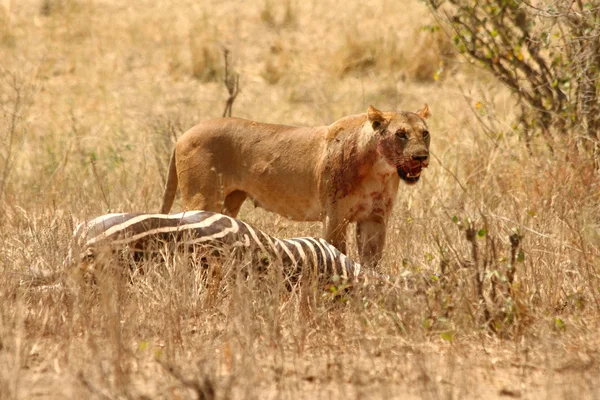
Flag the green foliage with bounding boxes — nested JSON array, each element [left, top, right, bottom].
[[324, 275, 353, 303], [516, 249, 525, 263], [426, 0, 600, 156], [440, 330, 455, 342], [427, 214, 531, 337], [554, 317, 566, 331]]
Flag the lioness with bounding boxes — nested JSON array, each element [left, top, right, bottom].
[[160, 105, 431, 267]]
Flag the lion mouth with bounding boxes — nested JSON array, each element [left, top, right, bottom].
[[397, 161, 425, 184]]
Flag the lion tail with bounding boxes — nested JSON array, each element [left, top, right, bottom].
[[159, 148, 178, 214]]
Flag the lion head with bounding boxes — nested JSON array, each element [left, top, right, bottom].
[[368, 104, 431, 184]]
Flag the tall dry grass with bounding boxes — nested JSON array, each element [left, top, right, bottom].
[[0, 0, 598, 398]]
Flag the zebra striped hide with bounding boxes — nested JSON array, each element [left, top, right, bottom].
[[66, 210, 366, 283]]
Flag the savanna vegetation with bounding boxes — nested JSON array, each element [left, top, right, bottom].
[[0, 0, 598, 398]]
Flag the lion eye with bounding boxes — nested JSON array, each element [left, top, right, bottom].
[[423, 130, 430, 139], [396, 130, 408, 140]]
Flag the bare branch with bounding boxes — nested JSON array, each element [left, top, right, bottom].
[[221, 47, 240, 118], [158, 359, 216, 400]]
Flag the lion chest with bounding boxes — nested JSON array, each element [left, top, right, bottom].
[[341, 158, 399, 222]]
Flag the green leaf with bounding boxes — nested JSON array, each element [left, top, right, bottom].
[[154, 348, 163, 359], [554, 317, 566, 331], [452, 215, 459, 224], [138, 341, 149, 351], [423, 318, 433, 330], [477, 228, 487, 238], [517, 250, 525, 262], [441, 331, 455, 342]]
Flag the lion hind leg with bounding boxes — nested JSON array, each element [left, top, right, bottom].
[[182, 185, 246, 217], [178, 164, 225, 213], [159, 149, 178, 214], [223, 190, 247, 217], [180, 180, 222, 213]]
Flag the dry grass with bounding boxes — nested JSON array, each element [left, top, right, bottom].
[[0, 0, 599, 398], [188, 19, 223, 83]]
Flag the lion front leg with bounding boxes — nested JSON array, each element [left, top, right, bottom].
[[323, 214, 349, 255], [356, 215, 387, 269]]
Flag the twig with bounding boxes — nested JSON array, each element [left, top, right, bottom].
[[465, 224, 491, 327], [428, 151, 468, 194], [157, 359, 216, 400], [89, 155, 110, 211], [221, 47, 240, 118], [49, 109, 77, 184], [78, 372, 114, 400], [507, 233, 521, 286]]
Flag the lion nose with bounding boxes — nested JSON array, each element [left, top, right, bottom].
[[412, 153, 429, 162]]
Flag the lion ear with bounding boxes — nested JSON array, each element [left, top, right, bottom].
[[416, 103, 431, 120], [367, 105, 387, 131]]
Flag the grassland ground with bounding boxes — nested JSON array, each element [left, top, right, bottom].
[[0, 0, 599, 398]]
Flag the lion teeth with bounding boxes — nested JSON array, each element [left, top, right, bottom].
[[407, 172, 421, 178]]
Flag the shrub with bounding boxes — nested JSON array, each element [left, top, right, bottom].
[[426, 0, 600, 157]]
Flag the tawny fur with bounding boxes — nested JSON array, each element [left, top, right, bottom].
[[160, 105, 431, 267]]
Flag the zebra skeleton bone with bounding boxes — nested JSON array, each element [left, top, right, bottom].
[[66, 210, 391, 286]]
